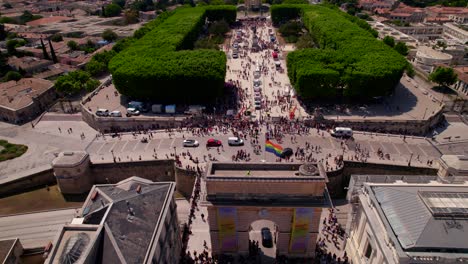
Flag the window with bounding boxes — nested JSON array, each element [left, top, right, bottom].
[[365, 243, 373, 259]]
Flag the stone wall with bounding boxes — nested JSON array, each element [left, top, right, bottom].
[[81, 105, 189, 133], [326, 161, 439, 197], [175, 167, 196, 198], [0, 168, 55, 197], [304, 106, 445, 136], [90, 159, 175, 184]]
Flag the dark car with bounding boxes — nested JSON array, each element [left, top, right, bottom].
[[206, 138, 222, 147], [261, 228, 273, 248], [280, 148, 293, 158]]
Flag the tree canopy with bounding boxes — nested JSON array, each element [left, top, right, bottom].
[[104, 3, 122, 17], [109, 6, 236, 104], [394, 42, 409, 56], [383, 36, 395, 47], [55, 71, 100, 95], [272, 4, 407, 100], [429, 67, 458, 88], [102, 29, 118, 42]]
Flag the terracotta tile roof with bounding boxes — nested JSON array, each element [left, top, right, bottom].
[[26, 16, 72, 26], [454, 67, 468, 84], [0, 78, 54, 110]]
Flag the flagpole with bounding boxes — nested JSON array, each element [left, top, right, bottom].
[[262, 138, 266, 163]]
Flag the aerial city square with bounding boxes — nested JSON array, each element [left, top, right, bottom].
[[0, 0, 467, 263]]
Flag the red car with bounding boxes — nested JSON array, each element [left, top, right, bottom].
[[206, 138, 222, 147]]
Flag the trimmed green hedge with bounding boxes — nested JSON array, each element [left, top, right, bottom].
[[109, 6, 236, 104], [273, 4, 407, 100]]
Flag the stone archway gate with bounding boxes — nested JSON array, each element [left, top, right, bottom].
[[203, 162, 330, 257]]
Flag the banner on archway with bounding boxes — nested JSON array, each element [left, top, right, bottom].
[[217, 207, 238, 251], [289, 208, 314, 253]]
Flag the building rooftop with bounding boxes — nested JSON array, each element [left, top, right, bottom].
[[416, 46, 452, 60], [207, 162, 326, 179], [52, 151, 89, 167], [440, 155, 468, 172], [0, 239, 17, 263], [367, 183, 468, 253], [8, 56, 52, 72], [46, 177, 175, 264], [26, 16, 73, 26], [0, 78, 54, 110]]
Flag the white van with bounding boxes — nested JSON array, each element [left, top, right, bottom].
[[331, 127, 353, 138], [96, 109, 109, 116], [110, 110, 122, 117], [228, 137, 244, 146]]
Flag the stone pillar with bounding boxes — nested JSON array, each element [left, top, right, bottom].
[[238, 232, 249, 254], [52, 151, 93, 194], [277, 233, 290, 255]]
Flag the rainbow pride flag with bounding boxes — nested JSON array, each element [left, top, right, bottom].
[[265, 140, 283, 157]]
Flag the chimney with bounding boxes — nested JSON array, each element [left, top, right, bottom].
[[136, 185, 141, 193]]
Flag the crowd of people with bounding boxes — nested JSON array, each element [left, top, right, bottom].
[[315, 208, 349, 264]]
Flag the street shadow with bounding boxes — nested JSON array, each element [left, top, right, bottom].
[[431, 85, 457, 95], [300, 81, 420, 118]]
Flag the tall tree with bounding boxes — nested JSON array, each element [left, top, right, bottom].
[[429, 67, 458, 88], [40, 38, 50, 60], [48, 39, 58, 63], [0, 24, 7, 41]]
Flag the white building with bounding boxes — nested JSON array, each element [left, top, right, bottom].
[[414, 46, 452, 72], [369, 21, 418, 46], [395, 23, 444, 42], [346, 181, 468, 264], [443, 23, 468, 45]]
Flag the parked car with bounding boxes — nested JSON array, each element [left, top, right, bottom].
[[253, 79, 261, 87], [280, 147, 293, 158], [126, 108, 140, 116], [96, 109, 109, 117], [109, 110, 122, 117], [206, 138, 222, 147], [254, 101, 261, 110], [330, 127, 353, 138], [232, 52, 239, 59], [261, 228, 273, 248], [183, 139, 199, 147], [228, 137, 244, 146]]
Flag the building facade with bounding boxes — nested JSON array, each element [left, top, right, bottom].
[[204, 162, 330, 257], [453, 67, 468, 96], [0, 78, 57, 124], [346, 182, 468, 264], [443, 23, 468, 45]]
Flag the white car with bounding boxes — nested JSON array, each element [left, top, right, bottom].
[[232, 52, 239, 59], [110, 110, 122, 117], [228, 137, 244, 146], [183, 139, 199, 147], [126, 108, 140, 116]]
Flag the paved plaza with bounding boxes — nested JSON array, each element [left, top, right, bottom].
[[0, 208, 77, 248], [85, 128, 441, 169]]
